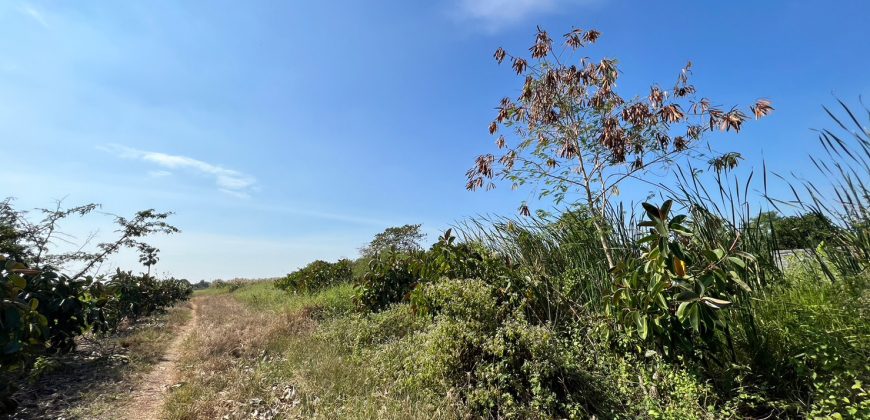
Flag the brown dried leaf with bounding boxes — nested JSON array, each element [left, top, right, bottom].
[[750, 99, 774, 120], [584, 30, 601, 43], [512, 57, 528, 75], [494, 47, 507, 64]]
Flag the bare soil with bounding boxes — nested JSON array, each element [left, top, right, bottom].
[[5, 303, 194, 420], [118, 301, 197, 420]]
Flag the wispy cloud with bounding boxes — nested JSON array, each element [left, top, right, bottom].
[[18, 3, 49, 28], [148, 170, 172, 178], [452, 0, 598, 31], [100, 144, 257, 197]]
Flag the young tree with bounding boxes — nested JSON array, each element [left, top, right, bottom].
[[466, 26, 773, 268], [0, 198, 178, 277], [359, 224, 426, 258]]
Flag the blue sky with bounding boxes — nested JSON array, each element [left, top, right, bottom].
[[1, 1, 868, 280]]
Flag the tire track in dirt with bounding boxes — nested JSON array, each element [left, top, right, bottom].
[[120, 300, 198, 420]]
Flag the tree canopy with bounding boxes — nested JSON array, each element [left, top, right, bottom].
[[750, 211, 839, 250], [359, 224, 426, 258]]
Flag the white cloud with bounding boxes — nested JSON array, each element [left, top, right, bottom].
[[453, 0, 598, 31], [148, 170, 172, 178], [100, 144, 257, 196], [18, 3, 49, 28]]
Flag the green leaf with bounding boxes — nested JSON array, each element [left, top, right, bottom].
[[634, 312, 648, 340], [641, 202, 661, 221], [660, 200, 673, 219], [675, 290, 699, 302], [670, 225, 693, 236], [726, 256, 746, 269], [669, 214, 688, 226], [11, 274, 26, 289], [668, 242, 689, 262], [700, 296, 732, 309], [731, 276, 752, 293], [688, 304, 700, 332], [676, 301, 691, 320]]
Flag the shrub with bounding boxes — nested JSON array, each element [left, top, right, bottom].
[[0, 257, 191, 414], [608, 200, 756, 363], [348, 278, 718, 418], [355, 230, 515, 312], [275, 259, 353, 294], [354, 251, 422, 312]]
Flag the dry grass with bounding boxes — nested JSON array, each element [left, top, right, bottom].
[[13, 302, 193, 419], [163, 284, 461, 420], [163, 293, 315, 419]]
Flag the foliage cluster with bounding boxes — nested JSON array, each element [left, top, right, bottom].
[[274, 259, 353, 294], [354, 231, 513, 312], [358, 223, 426, 258], [0, 200, 187, 414], [1, 257, 192, 413], [267, 85, 868, 417]]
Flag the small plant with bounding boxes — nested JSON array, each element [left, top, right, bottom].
[[608, 200, 756, 362]]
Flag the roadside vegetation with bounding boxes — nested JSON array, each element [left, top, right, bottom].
[[165, 26, 868, 419], [0, 201, 192, 415], [12, 303, 193, 419], [3, 24, 868, 420]]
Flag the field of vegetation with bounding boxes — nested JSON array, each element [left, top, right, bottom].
[[3, 24, 869, 420], [164, 31, 870, 419], [1, 202, 194, 416]]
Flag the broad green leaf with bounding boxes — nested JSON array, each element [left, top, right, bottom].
[[634, 312, 648, 339], [688, 304, 700, 332], [701, 296, 732, 309], [641, 202, 661, 221], [675, 290, 699, 301], [731, 276, 752, 293], [676, 301, 690, 320], [11, 274, 26, 289], [660, 200, 673, 219], [669, 214, 687, 226], [726, 256, 746, 269]]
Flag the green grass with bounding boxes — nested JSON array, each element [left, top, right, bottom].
[[165, 281, 454, 419], [233, 279, 356, 315]]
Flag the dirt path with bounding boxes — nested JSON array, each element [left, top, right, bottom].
[[120, 300, 198, 420]]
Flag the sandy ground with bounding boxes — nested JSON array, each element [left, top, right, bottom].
[[119, 301, 198, 420]]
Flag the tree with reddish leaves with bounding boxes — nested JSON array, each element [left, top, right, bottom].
[[466, 25, 773, 268]]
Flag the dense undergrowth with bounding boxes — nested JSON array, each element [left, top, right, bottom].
[[13, 303, 193, 419], [185, 252, 866, 419], [224, 100, 870, 419], [1, 260, 193, 414], [1, 199, 191, 414]]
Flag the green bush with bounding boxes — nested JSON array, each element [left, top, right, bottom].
[[275, 259, 353, 294], [0, 257, 191, 414], [354, 251, 422, 311], [355, 231, 514, 312], [334, 278, 719, 418], [608, 201, 756, 363]]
